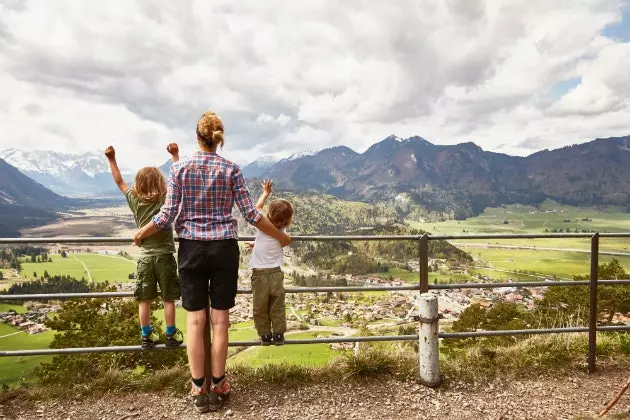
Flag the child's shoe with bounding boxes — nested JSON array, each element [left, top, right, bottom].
[[141, 330, 160, 349], [260, 334, 272, 346], [165, 328, 184, 348], [273, 333, 285, 346], [209, 377, 231, 412]]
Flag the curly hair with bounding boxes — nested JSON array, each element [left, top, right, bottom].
[[197, 111, 225, 149], [133, 167, 167, 203], [267, 199, 294, 229]]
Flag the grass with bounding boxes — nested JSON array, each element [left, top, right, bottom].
[[4, 332, 630, 404], [0, 323, 55, 386], [229, 331, 337, 367], [463, 247, 630, 280], [0, 303, 27, 314], [19, 253, 137, 283], [407, 200, 630, 253], [440, 332, 630, 382]]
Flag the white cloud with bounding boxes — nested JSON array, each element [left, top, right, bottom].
[[0, 0, 628, 168]]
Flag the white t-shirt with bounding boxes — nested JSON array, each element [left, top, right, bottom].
[[249, 229, 285, 269]]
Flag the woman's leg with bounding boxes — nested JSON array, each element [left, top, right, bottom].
[[210, 309, 230, 378], [187, 308, 207, 380]]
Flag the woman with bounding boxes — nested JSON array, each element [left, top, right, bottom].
[[134, 111, 291, 414]]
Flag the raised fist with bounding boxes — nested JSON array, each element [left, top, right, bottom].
[[104, 146, 116, 160], [166, 143, 179, 156]]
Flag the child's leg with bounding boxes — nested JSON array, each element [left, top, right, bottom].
[[156, 254, 180, 336], [269, 270, 286, 334], [139, 300, 152, 333], [252, 272, 272, 336], [164, 300, 176, 332], [135, 257, 159, 337]]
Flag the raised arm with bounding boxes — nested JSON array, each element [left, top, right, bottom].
[[104, 146, 129, 194], [256, 179, 273, 211], [232, 167, 291, 247], [134, 164, 181, 245], [167, 143, 180, 163]]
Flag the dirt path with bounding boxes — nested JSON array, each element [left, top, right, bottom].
[[3, 370, 630, 419], [72, 255, 92, 283]]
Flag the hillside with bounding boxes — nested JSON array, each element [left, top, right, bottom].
[[0, 158, 71, 237], [249, 135, 630, 216], [0, 149, 131, 197]]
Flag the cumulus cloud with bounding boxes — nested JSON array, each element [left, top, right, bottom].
[[0, 0, 629, 167]]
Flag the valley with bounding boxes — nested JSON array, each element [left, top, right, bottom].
[[3, 197, 629, 386], [2, 135, 630, 388]]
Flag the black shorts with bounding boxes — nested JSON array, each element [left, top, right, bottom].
[[178, 238, 240, 311]]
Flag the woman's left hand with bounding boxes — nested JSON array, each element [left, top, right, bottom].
[[133, 230, 144, 246]]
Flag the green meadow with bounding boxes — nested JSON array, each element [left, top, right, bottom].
[[20, 253, 137, 283], [408, 200, 630, 253], [229, 331, 338, 367], [0, 322, 54, 386]]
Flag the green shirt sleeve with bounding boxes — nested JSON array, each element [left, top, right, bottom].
[[125, 190, 139, 213]]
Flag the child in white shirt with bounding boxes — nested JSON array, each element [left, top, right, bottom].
[[247, 180, 294, 345]]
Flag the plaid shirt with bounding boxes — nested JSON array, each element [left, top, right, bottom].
[[153, 151, 262, 241]]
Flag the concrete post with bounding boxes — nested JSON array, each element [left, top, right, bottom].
[[418, 293, 442, 387]]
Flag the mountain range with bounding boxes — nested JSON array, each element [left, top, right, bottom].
[[244, 135, 630, 217], [0, 157, 72, 236], [0, 149, 133, 197], [2, 134, 630, 233]]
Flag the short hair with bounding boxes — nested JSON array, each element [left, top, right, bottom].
[[267, 199, 294, 229], [133, 167, 167, 203], [197, 111, 225, 149]]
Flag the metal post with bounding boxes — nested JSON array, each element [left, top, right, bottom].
[[419, 234, 429, 293], [588, 232, 599, 373], [418, 293, 441, 387]]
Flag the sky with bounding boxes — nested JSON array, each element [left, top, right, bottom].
[[0, 0, 629, 169]]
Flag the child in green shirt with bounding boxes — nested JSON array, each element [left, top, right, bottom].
[[105, 144, 183, 348]]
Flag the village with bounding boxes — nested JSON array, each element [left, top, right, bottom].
[[0, 303, 57, 335]]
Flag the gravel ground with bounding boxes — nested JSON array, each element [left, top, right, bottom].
[[1, 370, 629, 420]]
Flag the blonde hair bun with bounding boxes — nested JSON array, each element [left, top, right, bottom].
[[197, 111, 225, 148]]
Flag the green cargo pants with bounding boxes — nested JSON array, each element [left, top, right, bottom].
[[251, 267, 286, 336]]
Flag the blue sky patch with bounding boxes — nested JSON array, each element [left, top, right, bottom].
[[603, 6, 630, 42], [547, 78, 581, 101]]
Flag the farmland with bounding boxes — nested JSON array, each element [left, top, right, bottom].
[[408, 200, 630, 253], [19, 253, 137, 283]]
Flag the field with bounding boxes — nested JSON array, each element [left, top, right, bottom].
[[408, 200, 630, 253], [0, 323, 54, 386], [20, 253, 137, 283], [229, 331, 338, 367], [0, 303, 26, 314], [405, 201, 630, 281]]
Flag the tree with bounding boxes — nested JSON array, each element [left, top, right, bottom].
[[38, 296, 186, 385], [33, 271, 38, 278], [539, 259, 630, 325], [0, 271, 3, 280], [452, 304, 487, 332], [61, 250, 68, 258]]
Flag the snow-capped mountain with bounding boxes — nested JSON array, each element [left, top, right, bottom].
[[284, 150, 317, 162], [0, 149, 131, 197], [241, 155, 282, 178]]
